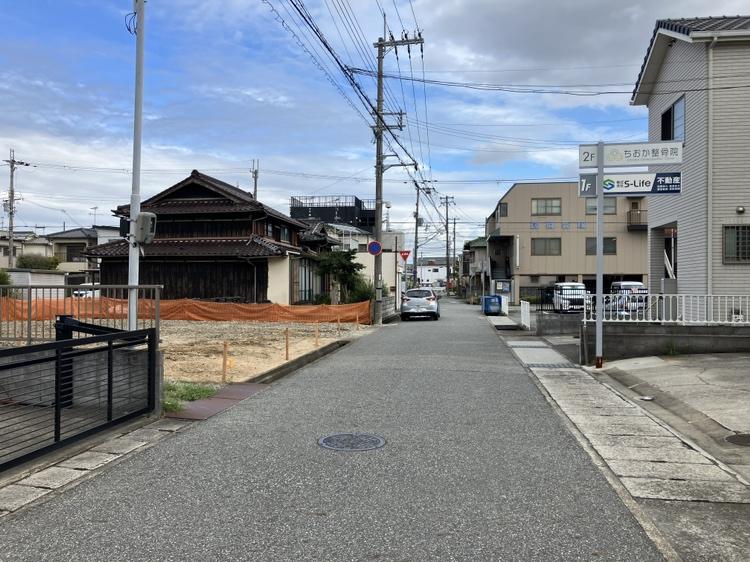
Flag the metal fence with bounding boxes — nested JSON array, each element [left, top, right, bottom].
[[583, 294, 750, 325], [521, 287, 587, 313], [0, 319, 157, 470], [0, 285, 160, 346]]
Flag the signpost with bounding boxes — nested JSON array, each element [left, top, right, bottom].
[[582, 140, 683, 368]]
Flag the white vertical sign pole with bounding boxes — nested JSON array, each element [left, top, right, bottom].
[[595, 141, 604, 368]]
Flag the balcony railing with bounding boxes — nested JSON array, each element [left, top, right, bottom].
[[627, 209, 647, 231]]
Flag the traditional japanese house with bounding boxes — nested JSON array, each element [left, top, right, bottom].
[[87, 170, 326, 303]]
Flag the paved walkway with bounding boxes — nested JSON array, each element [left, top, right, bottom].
[[0, 301, 661, 561]]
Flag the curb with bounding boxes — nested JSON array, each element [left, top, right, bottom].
[[246, 339, 350, 384]]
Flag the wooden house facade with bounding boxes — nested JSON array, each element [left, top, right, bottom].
[[87, 170, 328, 303]]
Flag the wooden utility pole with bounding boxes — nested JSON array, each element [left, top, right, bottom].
[[3, 149, 30, 268]]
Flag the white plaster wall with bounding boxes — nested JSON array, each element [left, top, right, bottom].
[[267, 256, 291, 304]]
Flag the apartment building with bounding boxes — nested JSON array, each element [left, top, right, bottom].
[[485, 182, 648, 303]]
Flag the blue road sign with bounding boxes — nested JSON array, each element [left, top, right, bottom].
[[367, 240, 382, 256]]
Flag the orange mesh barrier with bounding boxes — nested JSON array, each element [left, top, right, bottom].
[[0, 297, 371, 324]]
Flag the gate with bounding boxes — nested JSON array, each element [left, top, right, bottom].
[[0, 317, 157, 471]]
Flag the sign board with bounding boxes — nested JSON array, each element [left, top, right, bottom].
[[579, 174, 597, 198], [579, 172, 681, 196], [367, 240, 382, 256], [579, 141, 683, 168], [399, 250, 411, 261]]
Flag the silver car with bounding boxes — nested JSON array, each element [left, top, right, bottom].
[[401, 288, 440, 321]]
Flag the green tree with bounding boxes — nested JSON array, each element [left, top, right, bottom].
[[317, 249, 368, 303], [0, 269, 11, 285], [15, 255, 60, 270]]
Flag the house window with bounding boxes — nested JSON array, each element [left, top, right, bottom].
[[1, 247, 17, 257], [531, 238, 561, 256], [661, 96, 685, 141], [267, 223, 274, 238], [280, 226, 290, 243], [498, 203, 508, 217], [585, 198, 617, 215], [586, 237, 617, 255], [432, 268, 439, 272], [723, 226, 750, 263], [531, 198, 561, 216]]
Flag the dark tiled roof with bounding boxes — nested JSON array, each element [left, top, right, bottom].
[[46, 227, 97, 239], [85, 236, 287, 259], [633, 16, 750, 101], [658, 16, 750, 34], [115, 169, 308, 229]]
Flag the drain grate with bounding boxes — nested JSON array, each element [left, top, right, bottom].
[[725, 433, 750, 446], [318, 433, 386, 452]]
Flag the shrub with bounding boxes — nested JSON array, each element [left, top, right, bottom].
[[0, 269, 10, 285], [348, 276, 375, 303], [15, 255, 60, 270], [313, 293, 331, 305]]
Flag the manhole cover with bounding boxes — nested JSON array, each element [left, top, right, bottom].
[[725, 434, 750, 446], [318, 433, 386, 451]]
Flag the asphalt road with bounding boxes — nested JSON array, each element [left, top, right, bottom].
[[0, 300, 662, 561]]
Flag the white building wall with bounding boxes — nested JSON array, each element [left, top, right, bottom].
[[267, 256, 291, 304]]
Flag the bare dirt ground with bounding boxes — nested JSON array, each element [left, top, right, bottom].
[[160, 320, 372, 384]]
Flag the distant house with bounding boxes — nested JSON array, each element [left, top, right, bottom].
[[290, 195, 376, 232], [631, 16, 750, 295], [0, 230, 53, 267], [45, 225, 119, 284], [461, 237, 488, 297], [485, 182, 648, 303], [87, 170, 319, 304]]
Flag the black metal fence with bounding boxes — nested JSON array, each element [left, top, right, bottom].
[[520, 286, 588, 313], [0, 318, 157, 471]]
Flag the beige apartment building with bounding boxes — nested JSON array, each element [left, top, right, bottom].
[[485, 182, 649, 303]]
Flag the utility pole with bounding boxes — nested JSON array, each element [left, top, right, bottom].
[[453, 217, 457, 292], [439, 195, 455, 289], [128, 0, 146, 331], [3, 149, 30, 268], [412, 181, 421, 288], [372, 22, 423, 324], [251, 159, 259, 199]]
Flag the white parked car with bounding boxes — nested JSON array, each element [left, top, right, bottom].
[[608, 281, 648, 314], [552, 282, 587, 313], [72, 283, 100, 298]]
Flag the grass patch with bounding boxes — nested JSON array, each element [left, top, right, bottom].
[[163, 381, 219, 412]]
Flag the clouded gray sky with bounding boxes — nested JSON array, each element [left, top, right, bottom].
[[1, 0, 746, 255]]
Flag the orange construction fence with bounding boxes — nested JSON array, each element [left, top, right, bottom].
[[0, 297, 372, 324]]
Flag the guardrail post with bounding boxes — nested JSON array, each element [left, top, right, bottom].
[[26, 287, 33, 345], [147, 328, 157, 413], [107, 340, 114, 422]]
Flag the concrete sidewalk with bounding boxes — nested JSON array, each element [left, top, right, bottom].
[[598, 353, 750, 482], [506, 335, 750, 560]]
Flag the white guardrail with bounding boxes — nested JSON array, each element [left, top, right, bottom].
[[520, 300, 531, 330], [582, 294, 750, 325]]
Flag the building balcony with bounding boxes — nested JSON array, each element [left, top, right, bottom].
[[627, 209, 648, 231]]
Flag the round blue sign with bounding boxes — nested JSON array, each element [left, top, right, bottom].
[[367, 240, 382, 256]]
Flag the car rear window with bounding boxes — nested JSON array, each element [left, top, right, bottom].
[[406, 290, 432, 298]]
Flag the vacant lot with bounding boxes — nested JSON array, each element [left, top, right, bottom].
[[160, 320, 370, 384]]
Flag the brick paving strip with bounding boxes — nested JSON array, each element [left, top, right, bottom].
[[0, 418, 192, 516], [504, 339, 750, 504]]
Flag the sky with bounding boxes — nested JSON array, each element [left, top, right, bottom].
[[1, 0, 747, 259]]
